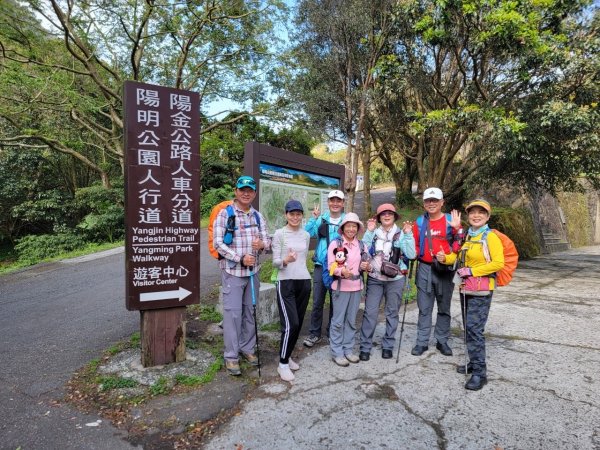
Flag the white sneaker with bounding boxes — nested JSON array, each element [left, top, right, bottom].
[[288, 358, 300, 371], [333, 356, 350, 367], [345, 353, 360, 364], [278, 364, 295, 382]]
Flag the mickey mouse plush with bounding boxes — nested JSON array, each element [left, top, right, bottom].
[[329, 246, 348, 276]]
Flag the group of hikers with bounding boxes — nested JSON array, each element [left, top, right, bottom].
[[212, 175, 506, 391]]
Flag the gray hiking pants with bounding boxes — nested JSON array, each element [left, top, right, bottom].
[[415, 262, 454, 347], [329, 290, 361, 358], [221, 271, 257, 361], [360, 277, 405, 353]]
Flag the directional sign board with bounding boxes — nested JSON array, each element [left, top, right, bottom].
[[124, 81, 200, 311]]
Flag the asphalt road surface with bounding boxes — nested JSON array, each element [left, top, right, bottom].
[[0, 187, 394, 449]]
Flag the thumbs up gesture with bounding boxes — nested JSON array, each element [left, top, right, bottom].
[[435, 246, 446, 263], [285, 248, 297, 264]]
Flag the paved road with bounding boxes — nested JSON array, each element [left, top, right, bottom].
[[0, 228, 224, 449], [205, 246, 600, 449], [0, 251, 138, 449], [0, 187, 395, 449]]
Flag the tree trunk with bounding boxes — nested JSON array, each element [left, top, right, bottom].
[[362, 148, 372, 218]]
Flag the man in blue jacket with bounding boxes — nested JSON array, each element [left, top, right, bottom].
[[302, 190, 346, 347]]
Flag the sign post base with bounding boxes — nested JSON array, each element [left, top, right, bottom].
[[140, 307, 186, 367]]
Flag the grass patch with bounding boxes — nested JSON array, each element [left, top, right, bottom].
[[259, 322, 280, 332], [175, 357, 223, 387], [0, 240, 124, 275], [96, 375, 139, 392], [129, 331, 141, 348], [149, 376, 171, 396], [198, 304, 223, 323]]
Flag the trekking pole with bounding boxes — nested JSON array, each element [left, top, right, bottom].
[[459, 249, 468, 380], [249, 263, 262, 380], [396, 260, 415, 364]]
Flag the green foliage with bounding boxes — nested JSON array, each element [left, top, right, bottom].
[[149, 376, 171, 396], [200, 186, 233, 218], [489, 207, 541, 260], [15, 233, 87, 264], [75, 183, 125, 243], [96, 376, 139, 392], [129, 332, 141, 349], [174, 356, 223, 386], [396, 191, 420, 208], [198, 305, 223, 323], [259, 322, 280, 332], [558, 192, 593, 247], [174, 374, 204, 387]]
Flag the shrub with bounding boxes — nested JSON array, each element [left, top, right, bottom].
[[15, 232, 87, 264], [75, 184, 125, 243], [489, 207, 540, 260], [200, 185, 232, 218]]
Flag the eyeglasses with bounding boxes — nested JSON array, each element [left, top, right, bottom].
[[380, 211, 395, 216], [424, 199, 441, 204]]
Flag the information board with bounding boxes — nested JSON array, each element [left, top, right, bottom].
[[124, 81, 200, 311], [244, 142, 345, 235]]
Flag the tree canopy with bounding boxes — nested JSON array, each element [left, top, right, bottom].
[[290, 0, 600, 206]]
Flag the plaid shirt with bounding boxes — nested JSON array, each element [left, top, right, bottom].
[[213, 201, 271, 277]]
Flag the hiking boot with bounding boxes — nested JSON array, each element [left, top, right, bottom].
[[333, 356, 350, 367], [382, 349, 393, 359], [436, 341, 453, 356], [288, 358, 300, 371], [457, 364, 473, 374], [411, 345, 428, 356], [303, 335, 321, 348], [345, 353, 359, 363], [241, 352, 259, 366], [225, 360, 241, 376], [277, 365, 295, 382], [359, 351, 370, 361], [465, 375, 487, 391]]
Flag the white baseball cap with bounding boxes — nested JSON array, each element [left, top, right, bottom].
[[328, 190, 345, 200], [423, 187, 443, 200]]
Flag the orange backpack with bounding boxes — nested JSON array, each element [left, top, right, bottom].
[[490, 229, 519, 286], [208, 200, 233, 259]]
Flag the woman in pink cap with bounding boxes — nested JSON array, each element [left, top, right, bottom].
[[359, 204, 415, 361]]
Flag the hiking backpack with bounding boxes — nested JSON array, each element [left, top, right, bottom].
[[208, 201, 262, 260], [487, 229, 519, 286], [368, 230, 409, 268], [415, 213, 455, 258], [468, 229, 519, 286]]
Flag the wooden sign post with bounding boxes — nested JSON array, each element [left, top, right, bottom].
[[123, 81, 200, 367]]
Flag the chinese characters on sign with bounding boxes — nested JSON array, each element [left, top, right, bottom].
[[124, 81, 200, 310]]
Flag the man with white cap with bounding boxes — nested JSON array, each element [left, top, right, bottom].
[[303, 189, 346, 347], [411, 187, 461, 357]]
